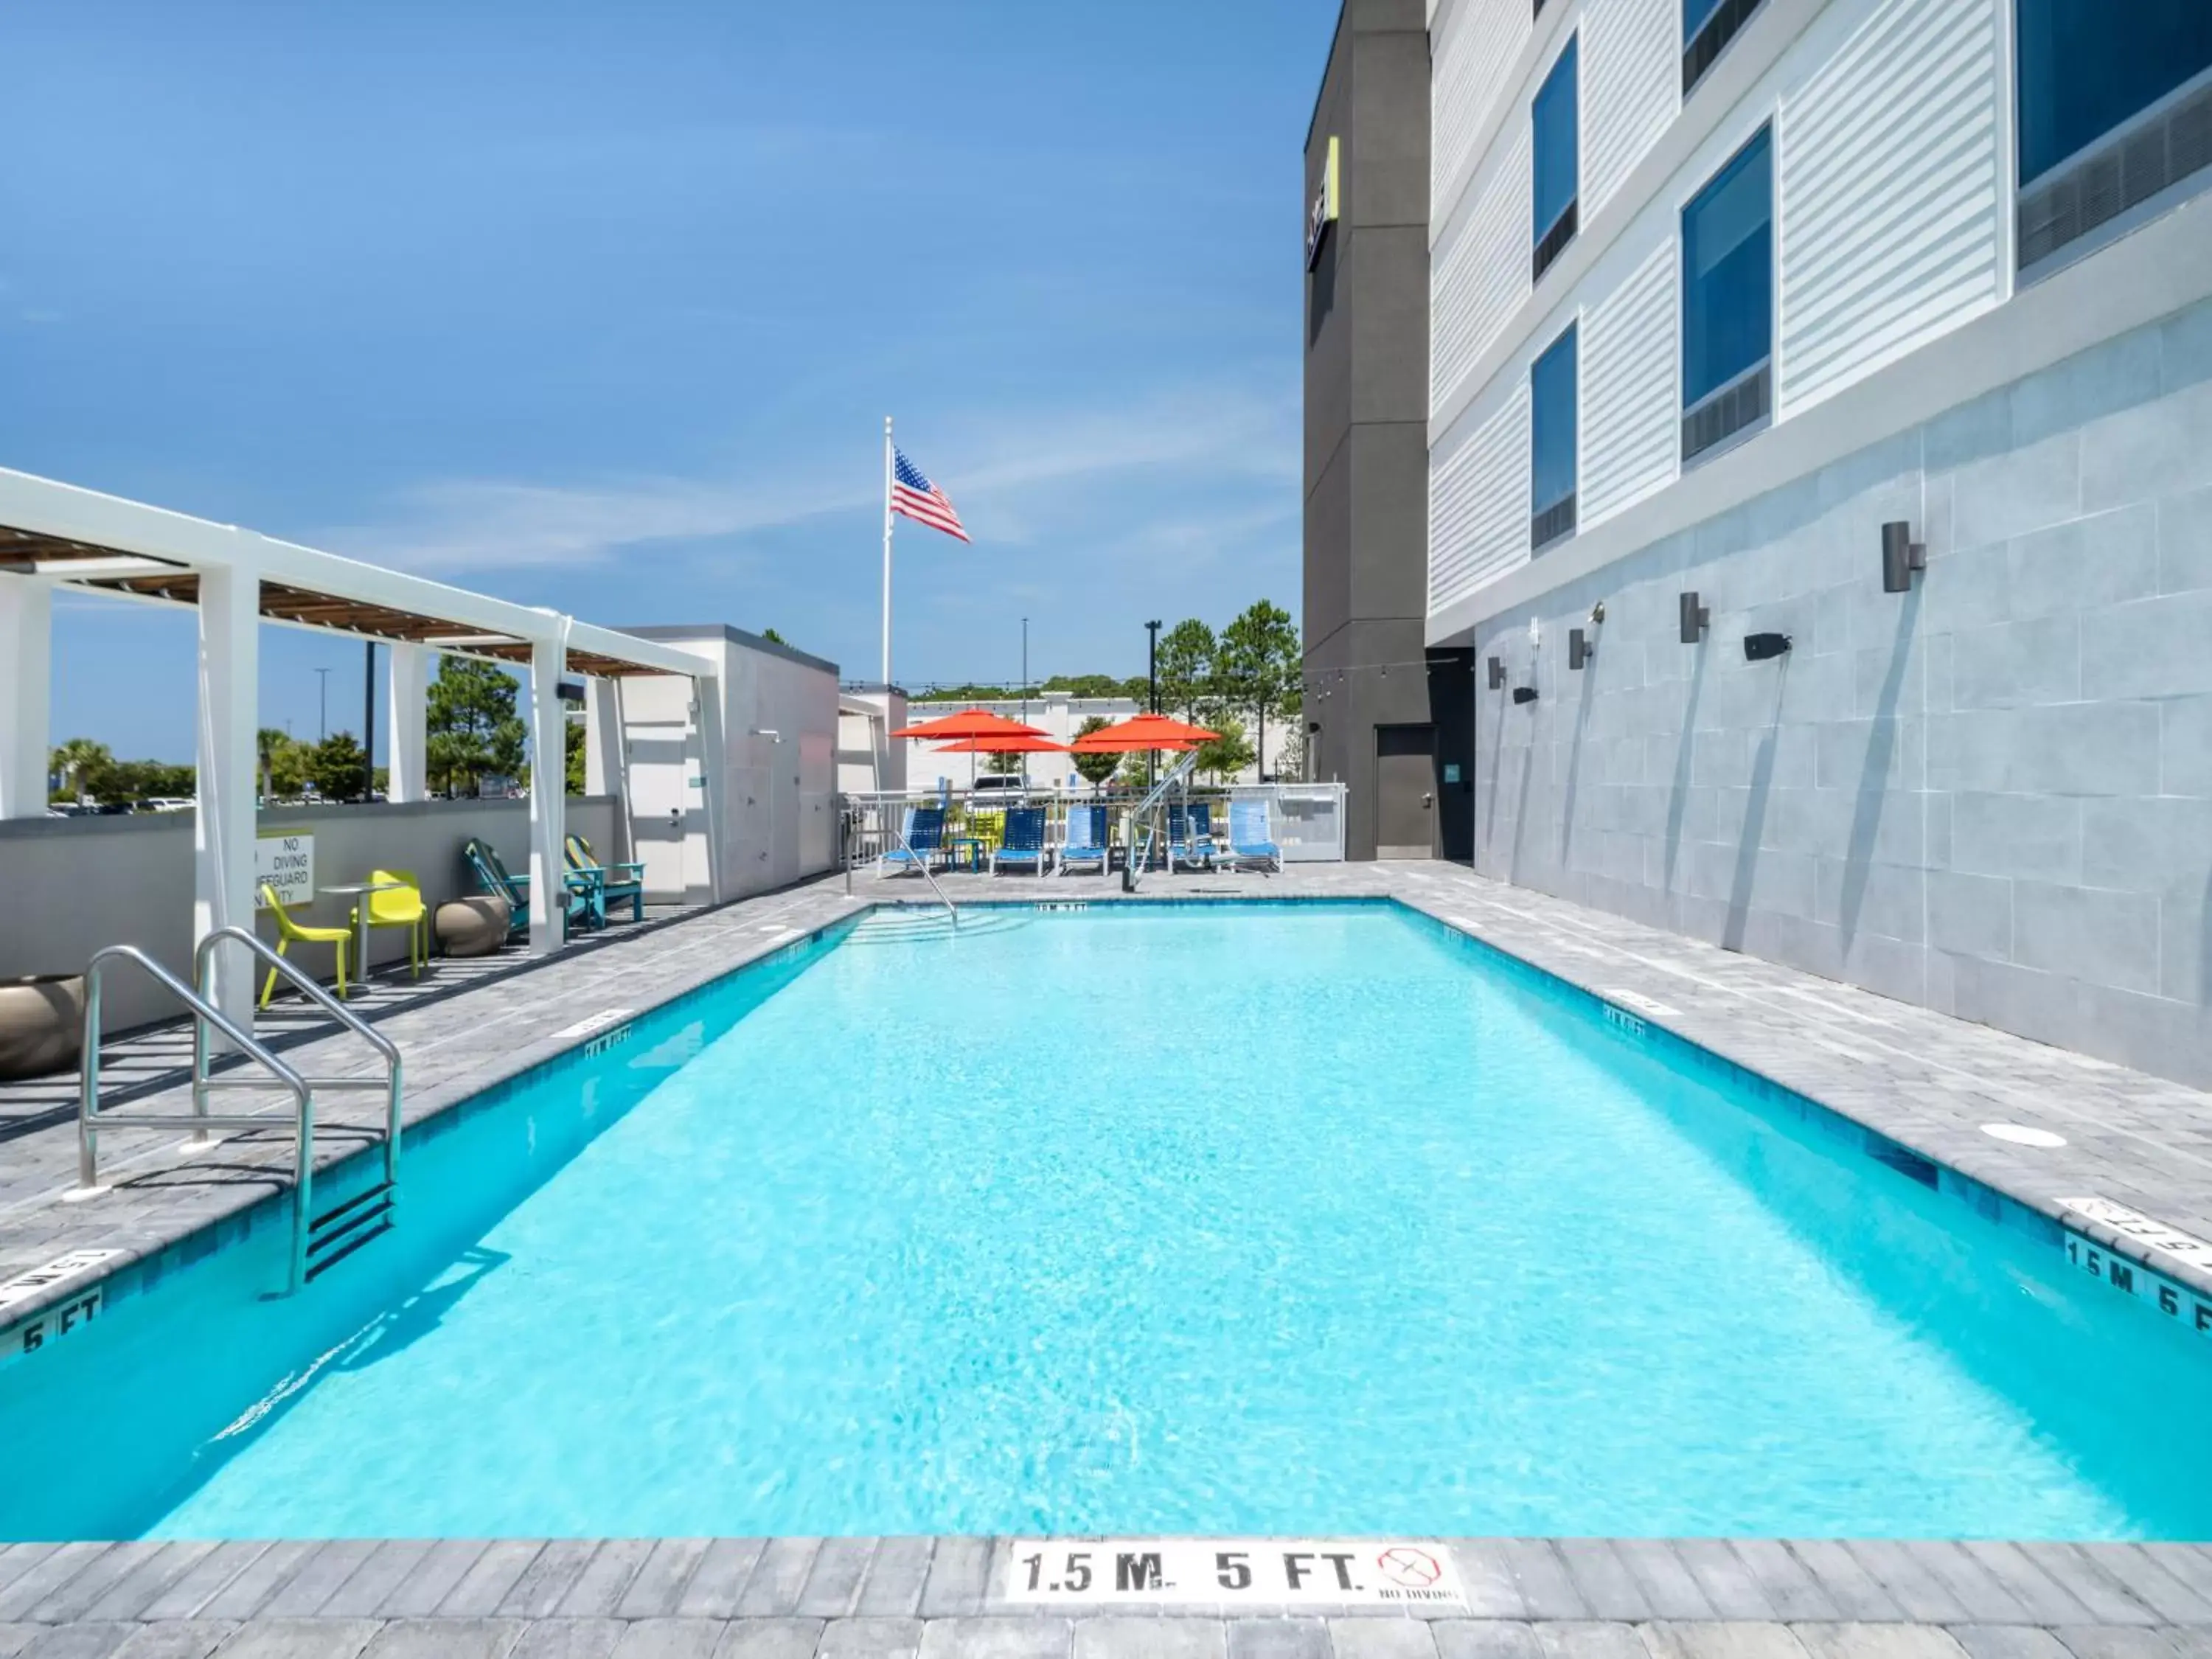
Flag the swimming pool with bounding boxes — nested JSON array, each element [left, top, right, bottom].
[[4, 899, 2207, 1540]]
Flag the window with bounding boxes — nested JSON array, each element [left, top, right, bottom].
[[1683, 0, 1766, 97], [1532, 36, 1580, 282], [1680, 126, 1773, 462], [2015, 0, 2212, 270], [1531, 324, 1579, 551]]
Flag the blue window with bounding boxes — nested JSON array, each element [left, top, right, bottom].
[[1532, 36, 1579, 279], [2017, 0, 2212, 184], [1530, 324, 1578, 550], [1683, 0, 1727, 42], [1681, 126, 1773, 416]]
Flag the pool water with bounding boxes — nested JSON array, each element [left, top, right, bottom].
[[5, 900, 2208, 1540]]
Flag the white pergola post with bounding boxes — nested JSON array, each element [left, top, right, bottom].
[[526, 626, 569, 954], [0, 578, 52, 821], [692, 672, 727, 905], [387, 641, 429, 803], [195, 562, 260, 1027], [584, 676, 633, 863]]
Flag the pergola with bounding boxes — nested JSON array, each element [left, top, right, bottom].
[[0, 464, 723, 1024]]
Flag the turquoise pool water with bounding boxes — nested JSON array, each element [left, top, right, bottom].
[[4, 900, 2208, 1540]]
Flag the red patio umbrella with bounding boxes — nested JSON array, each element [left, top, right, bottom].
[[930, 734, 1072, 754], [1068, 712, 1220, 752], [887, 707, 1048, 742]]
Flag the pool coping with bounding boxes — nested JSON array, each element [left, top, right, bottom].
[[7, 867, 2212, 1384]]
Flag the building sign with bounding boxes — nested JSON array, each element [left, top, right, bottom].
[[256, 831, 315, 906], [1002, 1539, 1467, 1610], [1306, 136, 1340, 269]]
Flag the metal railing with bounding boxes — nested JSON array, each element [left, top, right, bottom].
[[888, 813, 958, 930], [1122, 751, 1200, 893], [195, 927, 403, 1202], [75, 932, 406, 1294], [78, 945, 319, 1290]]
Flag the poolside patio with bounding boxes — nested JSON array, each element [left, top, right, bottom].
[[4, 862, 2212, 1657]]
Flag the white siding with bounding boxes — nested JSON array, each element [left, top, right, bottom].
[[1582, 0, 1680, 219], [1432, 124, 1534, 414], [1777, 0, 2002, 416], [1433, 0, 1531, 221], [1429, 383, 1532, 616], [1580, 237, 1679, 524]]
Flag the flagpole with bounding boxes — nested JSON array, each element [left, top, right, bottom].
[[880, 415, 895, 687]]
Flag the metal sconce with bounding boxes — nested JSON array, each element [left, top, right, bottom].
[[1487, 657, 1506, 689], [1743, 631, 1792, 661], [1512, 686, 1539, 704], [1679, 591, 1710, 644], [1568, 627, 1592, 670], [1881, 520, 1926, 593]]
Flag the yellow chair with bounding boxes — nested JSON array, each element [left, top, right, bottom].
[[259, 881, 350, 1008], [353, 869, 430, 979]]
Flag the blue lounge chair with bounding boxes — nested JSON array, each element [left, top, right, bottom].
[[566, 833, 645, 924], [991, 807, 1049, 875], [1218, 799, 1281, 874], [1169, 801, 1214, 872], [880, 805, 947, 876], [1057, 804, 1110, 876], [463, 837, 592, 937]]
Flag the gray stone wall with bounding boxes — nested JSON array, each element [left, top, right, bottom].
[[1472, 295, 2212, 1086]]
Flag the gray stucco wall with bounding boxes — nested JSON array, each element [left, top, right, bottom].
[[0, 796, 619, 1034], [1471, 294, 2212, 1087]]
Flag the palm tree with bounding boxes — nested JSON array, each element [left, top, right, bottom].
[[257, 727, 291, 801], [49, 738, 111, 804]]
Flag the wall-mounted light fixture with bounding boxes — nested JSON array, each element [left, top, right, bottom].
[[1743, 631, 1792, 661], [1568, 627, 1592, 670], [1881, 520, 1927, 593], [1679, 591, 1710, 644], [1512, 686, 1539, 705], [1487, 657, 1506, 689]]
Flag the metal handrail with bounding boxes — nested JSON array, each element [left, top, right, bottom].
[[194, 926, 403, 1199], [888, 816, 959, 930], [77, 945, 319, 1290], [1123, 751, 1200, 891]]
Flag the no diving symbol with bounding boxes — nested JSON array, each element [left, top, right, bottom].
[[1376, 1547, 1442, 1588]]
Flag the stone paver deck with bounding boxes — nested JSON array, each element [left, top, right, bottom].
[[0, 1536, 2210, 1657], [6, 861, 2212, 1655]]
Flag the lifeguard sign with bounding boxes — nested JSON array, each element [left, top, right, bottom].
[[255, 832, 315, 907], [1306, 136, 1340, 269]]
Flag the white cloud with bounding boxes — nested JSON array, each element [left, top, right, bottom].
[[316, 375, 1297, 577]]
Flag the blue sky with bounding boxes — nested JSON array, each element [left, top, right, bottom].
[[1, 1, 1337, 760]]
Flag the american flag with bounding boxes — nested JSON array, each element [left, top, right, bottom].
[[890, 447, 970, 543]]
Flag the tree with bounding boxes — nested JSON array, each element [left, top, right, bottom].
[[49, 739, 113, 804], [1071, 717, 1121, 790], [257, 728, 289, 801], [983, 750, 1028, 775], [267, 734, 314, 801], [761, 627, 788, 646], [1154, 619, 1217, 722], [1194, 717, 1255, 785], [566, 717, 587, 796], [427, 657, 528, 796], [1217, 599, 1300, 779], [311, 731, 369, 801]]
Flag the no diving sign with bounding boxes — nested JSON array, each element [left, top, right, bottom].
[[1001, 1540, 1466, 1609]]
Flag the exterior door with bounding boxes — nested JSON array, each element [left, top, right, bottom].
[[1374, 724, 1435, 859]]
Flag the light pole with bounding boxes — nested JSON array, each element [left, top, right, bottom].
[[314, 667, 331, 744], [1144, 619, 1161, 789]]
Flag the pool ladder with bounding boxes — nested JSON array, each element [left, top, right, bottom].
[[1121, 751, 1199, 892], [74, 926, 403, 1295]]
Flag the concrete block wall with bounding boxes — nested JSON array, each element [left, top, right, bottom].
[[1471, 295, 2212, 1086]]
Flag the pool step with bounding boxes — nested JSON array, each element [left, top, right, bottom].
[[305, 1180, 396, 1282]]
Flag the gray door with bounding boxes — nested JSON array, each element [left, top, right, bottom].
[[1374, 724, 1435, 858]]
